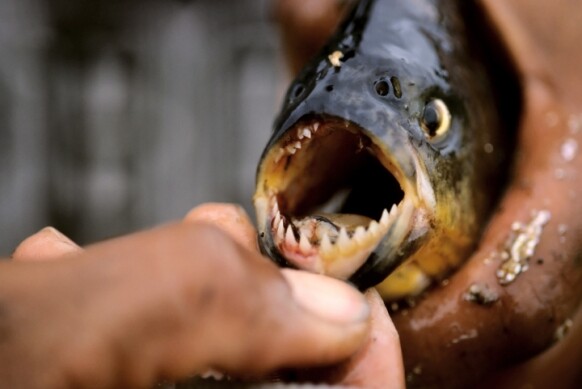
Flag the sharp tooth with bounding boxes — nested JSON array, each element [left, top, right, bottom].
[[354, 226, 366, 243], [285, 225, 296, 246], [368, 221, 380, 235], [302, 128, 312, 139], [338, 228, 351, 249], [297, 128, 304, 139], [313, 122, 320, 132], [320, 233, 333, 253], [380, 209, 389, 226], [277, 220, 285, 241], [294, 141, 302, 150], [299, 232, 311, 254], [390, 203, 398, 216], [274, 148, 285, 163], [273, 211, 281, 227], [286, 145, 297, 154]]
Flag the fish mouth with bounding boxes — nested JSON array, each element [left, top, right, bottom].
[[254, 116, 433, 282]]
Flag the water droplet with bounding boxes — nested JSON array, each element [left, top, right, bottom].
[[561, 138, 578, 161], [554, 319, 573, 341]]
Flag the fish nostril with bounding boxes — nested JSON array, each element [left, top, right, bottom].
[[325, 85, 334, 92], [375, 80, 390, 96], [391, 76, 402, 98]]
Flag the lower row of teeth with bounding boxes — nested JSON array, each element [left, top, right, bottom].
[[270, 202, 399, 257]]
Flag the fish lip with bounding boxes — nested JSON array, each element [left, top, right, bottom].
[[254, 115, 436, 284]]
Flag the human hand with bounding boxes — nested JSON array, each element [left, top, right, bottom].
[[180, 204, 405, 389], [2, 205, 379, 389]]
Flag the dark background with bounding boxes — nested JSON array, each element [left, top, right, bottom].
[[0, 0, 288, 254]]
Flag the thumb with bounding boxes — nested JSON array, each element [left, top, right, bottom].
[[153, 225, 372, 377], [58, 223, 370, 386], [206, 267, 372, 377]]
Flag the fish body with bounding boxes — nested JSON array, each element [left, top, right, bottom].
[[254, 0, 508, 300]]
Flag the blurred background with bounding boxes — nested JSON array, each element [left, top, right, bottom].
[[0, 0, 288, 254]]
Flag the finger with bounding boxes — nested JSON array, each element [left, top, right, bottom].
[[184, 203, 258, 253], [37, 223, 370, 387], [294, 289, 404, 389], [12, 227, 81, 262], [335, 289, 405, 389]]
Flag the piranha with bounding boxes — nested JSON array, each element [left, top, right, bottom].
[[254, 0, 511, 300]]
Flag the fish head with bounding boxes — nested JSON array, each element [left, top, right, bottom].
[[254, 0, 484, 291]]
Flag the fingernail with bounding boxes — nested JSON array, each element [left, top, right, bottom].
[[283, 269, 369, 324], [40, 227, 79, 247], [12, 227, 80, 261]]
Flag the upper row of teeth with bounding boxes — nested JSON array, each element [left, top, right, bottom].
[[273, 122, 320, 163], [271, 201, 399, 257]]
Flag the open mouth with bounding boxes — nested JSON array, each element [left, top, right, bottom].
[[255, 116, 422, 280]]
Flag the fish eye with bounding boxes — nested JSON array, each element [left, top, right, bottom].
[[420, 99, 451, 141]]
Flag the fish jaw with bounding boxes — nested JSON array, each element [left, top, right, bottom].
[[253, 116, 436, 287]]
